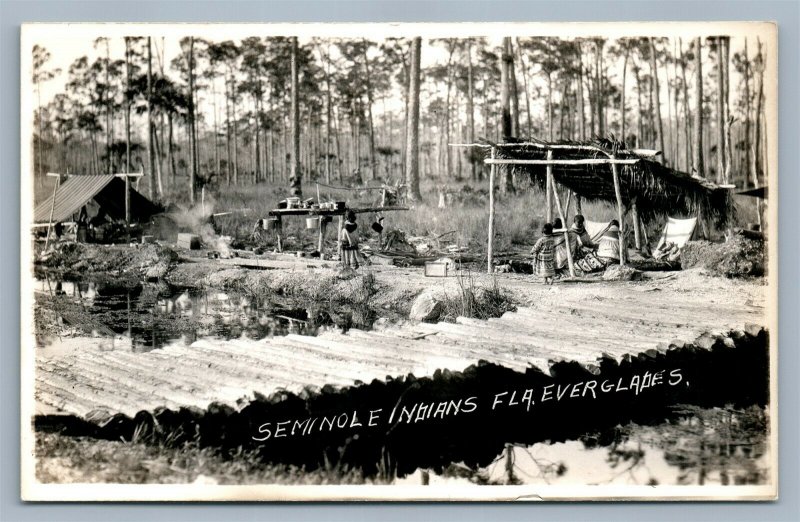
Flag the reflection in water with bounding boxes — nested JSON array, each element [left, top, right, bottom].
[[36, 278, 326, 350], [399, 406, 769, 487]]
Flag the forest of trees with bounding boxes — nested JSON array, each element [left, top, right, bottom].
[[31, 34, 770, 204]]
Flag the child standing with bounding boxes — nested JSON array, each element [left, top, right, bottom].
[[339, 210, 360, 269], [530, 223, 556, 284]]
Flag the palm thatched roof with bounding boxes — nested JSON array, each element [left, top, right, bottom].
[[490, 138, 734, 227]]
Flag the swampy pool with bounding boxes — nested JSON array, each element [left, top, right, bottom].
[[35, 278, 329, 349]]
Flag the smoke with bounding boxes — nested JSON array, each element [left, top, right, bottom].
[[168, 194, 232, 258], [169, 193, 216, 231], [199, 223, 232, 258]]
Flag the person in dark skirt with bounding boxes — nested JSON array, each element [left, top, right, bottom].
[[339, 210, 360, 269], [530, 222, 556, 284]]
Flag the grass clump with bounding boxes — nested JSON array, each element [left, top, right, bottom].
[[35, 431, 387, 485], [439, 272, 517, 322]]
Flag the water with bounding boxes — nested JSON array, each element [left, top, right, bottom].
[[397, 410, 770, 487], [36, 278, 326, 350]]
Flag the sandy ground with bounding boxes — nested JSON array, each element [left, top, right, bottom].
[[164, 250, 767, 316]]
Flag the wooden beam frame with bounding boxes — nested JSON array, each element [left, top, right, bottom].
[[450, 142, 617, 155], [611, 155, 626, 267], [487, 148, 496, 274], [549, 162, 576, 278], [631, 199, 642, 250], [545, 151, 553, 222], [484, 158, 640, 166], [43, 176, 60, 251]]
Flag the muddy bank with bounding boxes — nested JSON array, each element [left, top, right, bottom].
[[36, 243, 179, 286], [682, 233, 766, 278], [166, 259, 516, 325]]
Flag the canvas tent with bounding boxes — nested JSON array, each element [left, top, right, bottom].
[[33, 174, 160, 225]]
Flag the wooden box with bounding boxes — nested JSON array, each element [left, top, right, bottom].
[[424, 261, 450, 277], [177, 233, 200, 250]]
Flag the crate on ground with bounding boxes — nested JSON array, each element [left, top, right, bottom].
[[424, 257, 456, 277], [177, 233, 200, 250]]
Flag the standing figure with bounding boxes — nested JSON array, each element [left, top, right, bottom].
[[339, 210, 360, 269], [530, 223, 556, 284]]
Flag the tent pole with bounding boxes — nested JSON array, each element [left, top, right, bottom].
[[43, 175, 60, 252], [549, 170, 576, 278], [125, 174, 131, 244], [611, 156, 626, 266], [564, 190, 573, 219], [487, 147, 496, 274], [640, 216, 649, 247], [317, 216, 327, 254], [632, 199, 642, 250], [545, 151, 553, 222]]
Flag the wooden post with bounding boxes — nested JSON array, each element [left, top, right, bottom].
[[125, 173, 131, 243], [317, 216, 328, 254], [631, 199, 642, 250], [275, 215, 283, 252], [545, 151, 553, 222], [549, 171, 576, 277], [337, 215, 344, 260], [611, 157, 626, 266], [487, 148, 496, 274], [43, 175, 61, 251], [699, 213, 710, 240], [564, 189, 573, 219], [640, 216, 649, 247]]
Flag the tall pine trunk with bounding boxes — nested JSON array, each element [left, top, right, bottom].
[[509, 39, 520, 137], [254, 96, 261, 182], [500, 37, 514, 193], [105, 40, 112, 173], [289, 37, 301, 196], [679, 39, 692, 171], [649, 37, 665, 164], [212, 83, 220, 178], [124, 38, 132, 173], [547, 74, 554, 141], [405, 37, 422, 201], [692, 37, 705, 177], [147, 37, 156, 199], [187, 37, 197, 204], [516, 38, 532, 137], [753, 38, 765, 183], [232, 74, 239, 185], [500, 37, 512, 141], [361, 42, 377, 180], [722, 36, 732, 184], [743, 38, 752, 188], [715, 37, 725, 183], [466, 39, 477, 180], [168, 113, 176, 186], [621, 45, 629, 144], [577, 41, 586, 140]]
